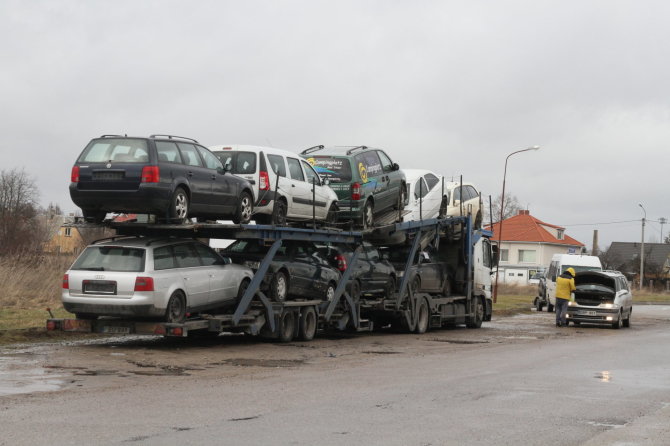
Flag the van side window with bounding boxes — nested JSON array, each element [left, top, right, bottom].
[[425, 173, 440, 190], [414, 178, 428, 199], [287, 158, 305, 181], [267, 154, 287, 177], [377, 150, 394, 172], [301, 160, 321, 185]]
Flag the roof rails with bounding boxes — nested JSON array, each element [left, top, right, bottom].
[[149, 134, 199, 143], [346, 145, 367, 155], [91, 235, 137, 245], [100, 134, 126, 138], [300, 145, 325, 155]]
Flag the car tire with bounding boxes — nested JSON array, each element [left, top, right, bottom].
[[278, 310, 295, 343], [272, 199, 288, 226], [270, 271, 288, 302], [233, 191, 253, 224], [298, 306, 317, 342], [414, 298, 429, 334], [82, 210, 106, 224], [325, 282, 337, 301], [612, 310, 623, 329], [349, 280, 361, 302], [326, 203, 338, 225], [438, 197, 448, 218], [169, 187, 189, 222], [623, 308, 631, 328], [362, 200, 374, 229], [165, 291, 187, 323], [474, 211, 482, 229], [235, 278, 251, 308], [466, 297, 484, 329]]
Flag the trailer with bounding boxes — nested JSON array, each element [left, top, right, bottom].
[[47, 215, 494, 341]]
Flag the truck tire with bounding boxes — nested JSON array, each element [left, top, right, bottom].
[[278, 310, 296, 342], [298, 306, 317, 341], [414, 298, 429, 334], [466, 297, 484, 329]]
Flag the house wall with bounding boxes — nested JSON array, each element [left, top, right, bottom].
[[496, 241, 582, 284], [44, 226, 85, 254]]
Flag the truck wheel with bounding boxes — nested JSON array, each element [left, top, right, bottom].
[[362, 200, 374, 229], [270, 271, 288, 302], [232, 191, 253, 224], [298, 306, 317, 341], [414, 298, 429, 334], [278, 310, 296, 342], [165, 291, 187, 323], [466, 297, 484, 329], [169, 187, 189, 222]]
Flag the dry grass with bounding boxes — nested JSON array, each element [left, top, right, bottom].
[[0, 253, 75, 308]]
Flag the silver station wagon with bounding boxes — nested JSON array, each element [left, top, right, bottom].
[[62, 237, 254, 322], [566, 270, 633, 329]]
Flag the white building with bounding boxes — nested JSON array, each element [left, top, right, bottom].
[[486, 210, 585, 285]]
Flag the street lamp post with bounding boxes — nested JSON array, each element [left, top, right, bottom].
[[660, 217, 667, 243], [639, 204, 646, 291], [493, 146, 540, 303]]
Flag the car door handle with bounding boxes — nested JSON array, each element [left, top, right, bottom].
[[211, 174, 216, 180], [187, 172, 193, 177]]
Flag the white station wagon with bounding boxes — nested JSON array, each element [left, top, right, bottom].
[[62, 237, 254, 322]]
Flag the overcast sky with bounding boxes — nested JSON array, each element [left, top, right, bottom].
[[1, 0, 668, 250]]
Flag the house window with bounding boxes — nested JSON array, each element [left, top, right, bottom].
[[64, 227, 72, 237], [557, 229, 564, 240], [518, 249, 536, 263], [500, 249, 509, 262]]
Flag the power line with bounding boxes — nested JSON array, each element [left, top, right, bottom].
[[557, 219, 639, 227]]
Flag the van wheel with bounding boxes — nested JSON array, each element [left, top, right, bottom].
[[298, 306, 317, 341], [169, 187, 189, 222], [272, 200, 287, 225], [233, 191, 253, 224], [362, 200, 374, 229], [166, 291, 187, 323], [414, 298, 429, 334]]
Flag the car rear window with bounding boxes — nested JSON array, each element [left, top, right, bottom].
[[306, 156, 352, 183], [78, 139, 149, 163], [226, 240, 288, 256], [71, 246, 145, 272], [214, 151, 257, 174]]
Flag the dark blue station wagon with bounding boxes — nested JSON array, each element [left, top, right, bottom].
[[70, 135, 255, 223]]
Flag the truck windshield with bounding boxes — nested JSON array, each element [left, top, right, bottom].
[[305, 156, 352, 182], [71, 246, 145, 272]]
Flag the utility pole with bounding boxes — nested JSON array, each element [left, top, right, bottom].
[[639, 204, 646, 291]]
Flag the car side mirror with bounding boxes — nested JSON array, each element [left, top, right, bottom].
[[322, 177, 330, 186], [392, 163, 400, 171], [223, 163, 232, 173]]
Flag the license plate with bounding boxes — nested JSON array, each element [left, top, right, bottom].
[[103, 326, 130, 334], [578, 310, 597, 316], [93, 171, 124, 181], [83, 280, 117, 295]]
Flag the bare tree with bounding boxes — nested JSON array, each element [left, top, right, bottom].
[[0, 168, 42, 254], [485, 193, 522, 224], [598, 245, 627, 271]]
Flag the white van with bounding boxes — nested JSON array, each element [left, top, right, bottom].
[[544, 254, 602, 311], [209, 145, 339, 225]]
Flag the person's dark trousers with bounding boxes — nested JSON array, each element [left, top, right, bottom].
[[555, 298, 569, 326]]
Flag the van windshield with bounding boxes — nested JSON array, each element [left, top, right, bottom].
[[561, 265, 601, 274], [214, 151, 257, 174], [305, 156, 352, 182]]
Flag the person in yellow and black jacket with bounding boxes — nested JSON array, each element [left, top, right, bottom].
[[555, 267, 576, 327]]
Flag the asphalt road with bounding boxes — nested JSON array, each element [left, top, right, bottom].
[[1, 306, 669, 446]]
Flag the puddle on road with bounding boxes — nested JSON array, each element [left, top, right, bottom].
[[0, 352, 66, 396]]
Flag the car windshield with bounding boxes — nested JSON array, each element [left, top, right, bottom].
[[71, 246, 145, 272], [305, 156, 352, 182], [78, 138, 149, 163], [214, 151, 257, 174]]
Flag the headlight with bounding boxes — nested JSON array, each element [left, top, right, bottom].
[[601, 303, 618, 309], [568, 301, 575, 306], [244, 261, 261, 270]]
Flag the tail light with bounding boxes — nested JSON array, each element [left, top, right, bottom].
[[62, 273, 69, 289], [351, 182, 361, 201], [70, 166, 80, 183], [141, 166, 160, 183], [134, 276, 154, 292], [259, 170, 270, 191], [334, 254, 347, 272]]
